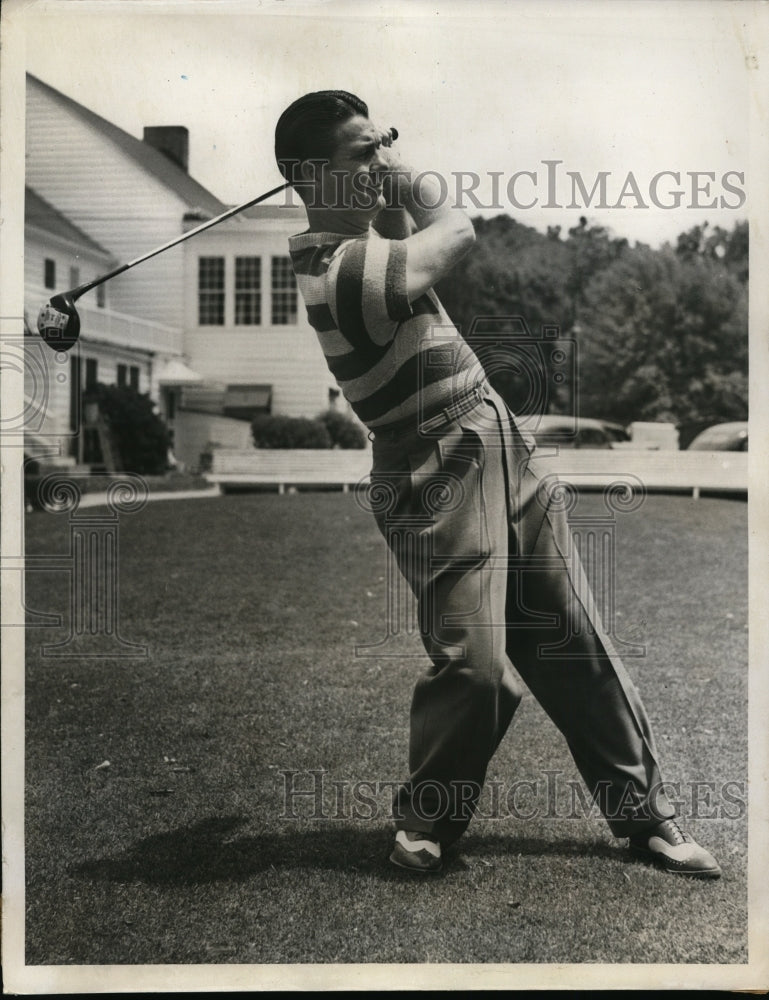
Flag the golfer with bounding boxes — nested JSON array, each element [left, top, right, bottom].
[[275, 91, 721, 878]]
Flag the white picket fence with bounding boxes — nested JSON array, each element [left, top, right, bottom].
[[206, 446, 747, 498]]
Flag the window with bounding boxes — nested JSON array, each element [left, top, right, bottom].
[[271, 257, 297, 325], [69, 266, 80, 290], [85, 358, 98, 389], [129, 366, 140, 391], [223, 384, 272, 420], [117, 364, 127, 387], [96, 284, 106, 308], [235, 256, 261, 325], [44, 259, 56, 289], [198, 257, 225, 325], [576, 427, 611, 449]]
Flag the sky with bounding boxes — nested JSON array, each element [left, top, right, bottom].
[[13, 0, 760, 248]]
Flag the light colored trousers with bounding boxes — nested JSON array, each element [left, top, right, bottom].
[[370, 385, 675, 846]]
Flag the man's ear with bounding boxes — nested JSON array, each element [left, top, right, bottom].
[[299, 160, 315, 185], [298, 159, 329, 208]]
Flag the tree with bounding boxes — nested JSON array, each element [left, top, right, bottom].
[[563, 216, 629, 306], [674, 220, 748, 284], [575, 243, 747, 426], [316, 409, 367, 449], [435, 215, 572, 336], [251, 414, 332, 449], [91, 383, 171, 475], [435, 216, 575, 413], [433, 213, 747, 428]]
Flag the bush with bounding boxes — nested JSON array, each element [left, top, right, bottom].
[[251, 414, 332, 449], [316, 409, 367, 449], [91, 383, 171, 475]]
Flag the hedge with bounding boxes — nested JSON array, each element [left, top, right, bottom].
[[251, 410, 366, 449]]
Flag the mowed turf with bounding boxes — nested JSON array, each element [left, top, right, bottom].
[[23, 490, 748, 966]]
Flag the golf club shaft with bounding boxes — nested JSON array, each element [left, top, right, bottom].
[[68, 182, 290, 302]]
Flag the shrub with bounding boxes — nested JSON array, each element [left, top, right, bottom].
[[316, 409, 367, 449], [91, 383, 171, 475], [251, 414, 332, 449]]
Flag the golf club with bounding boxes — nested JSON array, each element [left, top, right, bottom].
[[36, 125, 399, 352], [36, 181, 291, 352]]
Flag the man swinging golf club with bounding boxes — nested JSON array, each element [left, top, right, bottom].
[[276, 90, 721, 878]]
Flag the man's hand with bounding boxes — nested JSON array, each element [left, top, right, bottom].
[[370, 126, 475, 299], [371, 126, 417, 239], [372, 128, 408, 201]]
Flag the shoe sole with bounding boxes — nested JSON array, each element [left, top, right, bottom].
[[629, 845, 722, 879], [389, 850, 443, 875]]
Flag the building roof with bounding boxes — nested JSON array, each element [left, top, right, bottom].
[[28, 73, 227, 216], [155, 357, 203, 386], [25, 186, 114, 258]]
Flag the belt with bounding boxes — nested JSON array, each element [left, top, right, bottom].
[[369, 380, 491, 445]]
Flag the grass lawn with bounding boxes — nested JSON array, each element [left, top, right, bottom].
[[22, 490, 748, 968]]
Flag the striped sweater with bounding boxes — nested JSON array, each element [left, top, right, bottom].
[[288, 228, 484, 429]]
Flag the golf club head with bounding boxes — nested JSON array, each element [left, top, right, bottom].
[[37, 293, 81, 351]]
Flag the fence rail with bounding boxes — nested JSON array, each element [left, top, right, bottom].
[[533, 448, 747, 498], [206, 447, 747, 498], [26, 284, 181, 354], [208, 448, 372, 494]]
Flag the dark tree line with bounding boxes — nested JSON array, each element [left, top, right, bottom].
[[435, 217, 748, 437]]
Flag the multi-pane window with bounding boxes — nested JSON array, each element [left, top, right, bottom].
[[198, 257, 225, 325], [235, 256, 261, 325], [44, 259, 56, 289], [271, 257, 297, 325], [117, 364, 127, 387]]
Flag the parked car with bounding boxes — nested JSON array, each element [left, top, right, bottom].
[[686, 421, 748, 452], [525, 415, 630, 449], [622, 421, 679, 450]]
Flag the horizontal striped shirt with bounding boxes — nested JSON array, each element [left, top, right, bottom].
[[288, 228, 484, 429]]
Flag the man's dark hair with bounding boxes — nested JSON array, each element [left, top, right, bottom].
[[275, 90, 368, 191]]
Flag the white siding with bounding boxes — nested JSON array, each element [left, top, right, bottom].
[[22, 342, 151, 448], [25, 230, 116, 337], [25, 229, 157, 446], [26, 78, 188, 338], [184, 330, 331, 417], [24, 232, 112, 305], [174, 412, 253, 471], [182, 215, 339, 420], [77, 343, 153, 396]]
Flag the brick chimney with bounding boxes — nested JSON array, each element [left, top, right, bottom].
[[143, 126, 189, 172]]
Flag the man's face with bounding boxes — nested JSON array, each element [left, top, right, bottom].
[[311, 114, 390, 217]]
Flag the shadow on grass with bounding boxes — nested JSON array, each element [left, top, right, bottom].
[[72, 816, 623, 886]]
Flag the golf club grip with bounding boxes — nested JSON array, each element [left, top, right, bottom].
[[69, 182, 291, 302]]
